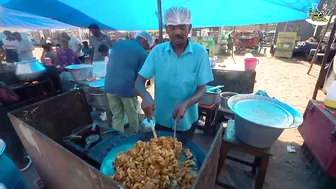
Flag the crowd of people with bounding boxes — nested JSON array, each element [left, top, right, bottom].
[[1, 31, 35, 63], [39, 24, 113, 71]]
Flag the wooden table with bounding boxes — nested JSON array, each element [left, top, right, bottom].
[[217, 120, 273, 189]]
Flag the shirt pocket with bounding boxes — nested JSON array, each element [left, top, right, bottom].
[[178, 72, 197, 100]]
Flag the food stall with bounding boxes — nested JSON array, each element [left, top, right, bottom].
[[232, 30, 260, 55], [8, 90, 224, 189]]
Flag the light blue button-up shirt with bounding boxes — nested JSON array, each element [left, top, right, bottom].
[[139, 41, 214, 131]]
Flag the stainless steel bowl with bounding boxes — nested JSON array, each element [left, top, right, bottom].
[[220, 92, 238, 109], [15, 58, 46, 81], [65, 64, 93, 81]]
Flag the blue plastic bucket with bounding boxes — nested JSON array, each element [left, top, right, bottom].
[[0, 139, 27, 189]]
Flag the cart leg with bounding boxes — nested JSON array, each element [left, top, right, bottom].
[[216, 143, 231, 179]]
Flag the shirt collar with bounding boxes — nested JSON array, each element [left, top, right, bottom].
[[165, 40, 193, 54]]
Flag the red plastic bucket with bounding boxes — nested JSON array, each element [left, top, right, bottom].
[[244, 57, 259, 71]]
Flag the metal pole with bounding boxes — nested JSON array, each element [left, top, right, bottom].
[[307, 4, 336, 74], [312, 18, 336, 99], [284, 22, 288, 32], [313, 25, 318, 37], [157, 0, 163, 43]]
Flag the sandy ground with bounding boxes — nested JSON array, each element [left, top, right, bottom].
[[223, 54, 325, 189], [33, 48, 325, 188]]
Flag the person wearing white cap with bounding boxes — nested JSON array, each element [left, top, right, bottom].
[[104, 31, 153, 133], [135, 7, 213, 139]]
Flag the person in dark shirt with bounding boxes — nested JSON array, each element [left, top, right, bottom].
[[41, 44, 57, 65], [82, 41, 92, 56], [104, 31, 153, 133], [98, 44, 109, 58]]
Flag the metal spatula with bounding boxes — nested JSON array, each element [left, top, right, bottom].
[[151, 120, 157, 138], [173, 119, 177, 153]]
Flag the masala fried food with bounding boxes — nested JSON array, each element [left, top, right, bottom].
[[112, 137, 197, 189]]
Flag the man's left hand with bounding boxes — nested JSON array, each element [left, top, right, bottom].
[[172, 101, 189, 125]]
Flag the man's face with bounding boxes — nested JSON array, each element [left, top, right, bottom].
[[166, 24, 191, 46], [90, 28, 100, 37], [139, 38, 150, 50]]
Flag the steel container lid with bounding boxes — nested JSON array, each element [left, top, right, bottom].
[[228, 94, 303, 129]]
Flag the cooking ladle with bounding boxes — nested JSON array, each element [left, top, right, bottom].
[[207, 85, 224, 92]]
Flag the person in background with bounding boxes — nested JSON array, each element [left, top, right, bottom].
[[2, 31, 18, 63], [56, 38, 80, 71], [41, 44, 57, 65], [82, 41, 92, 56], [40, 37, 46, 45], [13, 32, 35, 61], [135, 7, 213, 139], [151, 38, 159, 49], [105, 31, 153, 133], [61, 32, 84, 63], [98, 44, 110, 58], [55, 44, 61, 50], [40, 43, 53, 61], [88, 23, 113, 62]]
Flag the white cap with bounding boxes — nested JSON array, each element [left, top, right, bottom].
[[164, 7, 192, 26], [0, 183, 6, 189], [136, 31, 154, 47]]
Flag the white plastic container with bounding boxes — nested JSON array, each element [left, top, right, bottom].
[[92, 61, 107, 77], [325, 80, 336, 108]]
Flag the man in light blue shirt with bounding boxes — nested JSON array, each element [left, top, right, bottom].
[[135, 7, 213, 138]]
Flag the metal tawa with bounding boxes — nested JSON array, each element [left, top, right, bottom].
[[100, 131, 206, 176]]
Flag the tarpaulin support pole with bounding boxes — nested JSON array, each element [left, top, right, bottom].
[[307, 4, 336, 74], [312, 18, 336, 99], [157, 0, 163, 43]]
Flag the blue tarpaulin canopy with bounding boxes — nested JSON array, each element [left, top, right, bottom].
[[0, 0, 321, 30], [0, 6, 74, 29]]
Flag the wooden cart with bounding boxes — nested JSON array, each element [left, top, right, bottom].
[[8, 90, 224, 189]]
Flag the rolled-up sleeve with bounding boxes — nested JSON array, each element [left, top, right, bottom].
[[197, 49, 214, 86], [138, 48, 156, 79]]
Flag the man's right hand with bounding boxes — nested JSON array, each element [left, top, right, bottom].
[[141, 92, 155, 121]]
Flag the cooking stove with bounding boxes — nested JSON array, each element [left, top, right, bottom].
[[63, 123, 129, 169]]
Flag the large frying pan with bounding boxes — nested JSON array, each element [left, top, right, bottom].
[[100, 131, 206, 176]]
